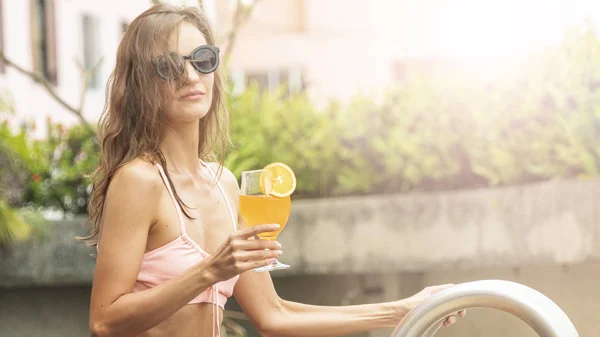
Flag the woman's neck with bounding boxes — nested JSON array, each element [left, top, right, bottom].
[[159, 121, 202, 174]]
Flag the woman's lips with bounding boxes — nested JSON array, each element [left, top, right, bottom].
[[180, 90, 206, 100]]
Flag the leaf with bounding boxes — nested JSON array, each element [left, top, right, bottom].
[[0, 199, 31, 245]]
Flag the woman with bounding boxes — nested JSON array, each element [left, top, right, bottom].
[[80, 4, 465, 337]]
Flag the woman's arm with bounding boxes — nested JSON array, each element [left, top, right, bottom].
[[234, 270, 403, 337], [235, 262, 463, 337], [89, 161, 218, 337]]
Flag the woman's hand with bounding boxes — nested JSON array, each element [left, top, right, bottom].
[[204, 224, 283, 282], [396, 284, 467, 327]]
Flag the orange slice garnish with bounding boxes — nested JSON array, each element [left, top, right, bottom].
[[259, 162, 296, 197]]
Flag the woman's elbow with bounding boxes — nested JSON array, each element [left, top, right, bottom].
[[255, 315, 285, 337], [255, 300, 289, 337], [256, 324, 277, 337], [89, 318, 111, 337]]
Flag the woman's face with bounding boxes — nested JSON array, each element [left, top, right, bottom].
[[161, 21, 215, 125]]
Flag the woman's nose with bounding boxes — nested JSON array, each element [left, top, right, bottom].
[[184, 61, 200, 83]]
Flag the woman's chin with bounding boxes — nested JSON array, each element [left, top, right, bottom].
[[164, 100, 211, 124], [183, 103, 210, 120]]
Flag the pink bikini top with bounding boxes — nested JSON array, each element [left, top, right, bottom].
[[133, 160, 240, 337]]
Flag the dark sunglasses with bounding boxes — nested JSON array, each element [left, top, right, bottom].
[[152, 45, 220, 80]]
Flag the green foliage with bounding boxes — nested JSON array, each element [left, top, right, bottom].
[[225, 76, 478, 196], [0, 199, 30, 244], [0, 96, 44, 245], [226, 84, 340, 198], [0, 117, 98, 216], [225, 23, 600, 196], [464, 26, 600, 186], [27, 122, 99, 215]]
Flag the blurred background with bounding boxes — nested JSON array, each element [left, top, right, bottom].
[[1, 0, 600, 336]]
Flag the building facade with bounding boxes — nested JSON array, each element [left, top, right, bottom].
[[1, 0, 598, 137]]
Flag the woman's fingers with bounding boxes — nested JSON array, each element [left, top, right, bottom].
[[443, 315, 457, 326], [238, 258, 278, 272], [231, 238, 282, 251], [443, 310, 466, 327], [235, 249, 282, 262], [235, 224, 280, 239]]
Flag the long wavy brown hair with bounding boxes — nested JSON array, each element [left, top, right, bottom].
[[78, 4, 230, 247]]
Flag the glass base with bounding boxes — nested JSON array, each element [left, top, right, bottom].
[[253, 259, 290, 272]]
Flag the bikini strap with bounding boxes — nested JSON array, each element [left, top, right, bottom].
[[212, 283, 220, 337], [155, 163, 187, 236], [201, 160, 238, 232]]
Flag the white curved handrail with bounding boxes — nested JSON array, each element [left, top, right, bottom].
[[391, 280, 579, 337]]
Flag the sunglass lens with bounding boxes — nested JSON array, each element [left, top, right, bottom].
[[191, 47, 219, 73], [155, 52, 185, 80]]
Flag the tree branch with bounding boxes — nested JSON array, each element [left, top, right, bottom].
[[218, 0, 262, 64], [75, 56, 104, 119], [0, 51, 97, 135]]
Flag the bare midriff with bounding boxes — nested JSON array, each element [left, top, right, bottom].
[[136, 303, 223, 337]]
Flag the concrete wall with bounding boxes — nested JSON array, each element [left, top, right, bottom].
[[277, 177, 600, 274], [0, 218, 96, 288]]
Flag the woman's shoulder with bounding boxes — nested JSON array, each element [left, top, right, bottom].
[[109, 157, 162, 196]]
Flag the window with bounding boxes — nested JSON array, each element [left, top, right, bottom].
[[82, 14, 100, 89], [31, 0, 58, 84]]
